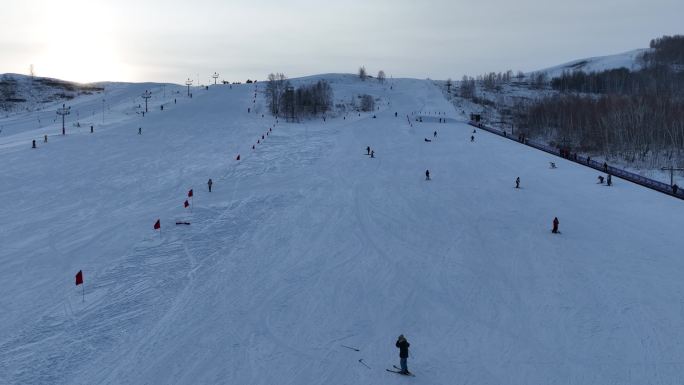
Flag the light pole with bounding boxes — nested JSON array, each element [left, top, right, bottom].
[[57, 104, 71, 135], [185, 78, 193, 96], [661, 166, 684, 186], [212, 72, 219, 85], [141, 90, 152, 113]]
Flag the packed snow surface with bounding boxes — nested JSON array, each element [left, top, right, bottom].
[[535, 49, 649, 78], [1, 74, 684, 384]]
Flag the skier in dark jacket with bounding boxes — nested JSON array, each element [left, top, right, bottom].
[[208, 178, 213, 192], [607, 174, 612, 186], [366, 146, 371, 155], [552, 217, 559, 233], [425, 170, 430, 180], [396, 335, 410, 374], [515, 177, 520, 189]]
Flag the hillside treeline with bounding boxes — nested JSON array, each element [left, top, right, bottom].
[[266, 73, 333, 120], [514, 35, 684, 164]]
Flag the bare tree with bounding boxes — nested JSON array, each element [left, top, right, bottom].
[[266, 73, 287, 115], [460, 75, 476, 99], [359, 66, 367, 81], [377, 70, 386, 83], [360, 94, 375, 111]]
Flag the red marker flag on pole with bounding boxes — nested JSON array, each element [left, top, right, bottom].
[[188, 189, 193, 198], [154, 219, 161, 230], [184, 200, 189, 208], [75, 270, 83, 285]]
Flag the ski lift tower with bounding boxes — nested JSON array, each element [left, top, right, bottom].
[[56, 104, 71, 135], [185, 78, 193, 96], [141, 90, 152, 113], [212, 72, 219, 85]]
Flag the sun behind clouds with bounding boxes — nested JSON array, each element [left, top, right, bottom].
[[32, 1, 132, 83]]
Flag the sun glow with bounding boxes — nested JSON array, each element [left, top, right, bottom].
[[32, 1, 130, 83]]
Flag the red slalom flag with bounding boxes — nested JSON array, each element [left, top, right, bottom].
[[154, 219, 161, 230], [75, 270, 83, 285], [184, 200, 189, 208], [236, 154, 240, 160], [188, 189, 193, 198]]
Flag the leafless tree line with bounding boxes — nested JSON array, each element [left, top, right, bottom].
[[266, 73, 333, 119], [513, 94, 684, 164]]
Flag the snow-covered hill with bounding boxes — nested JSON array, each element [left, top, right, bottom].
[[1, 74, 683, 385], [534, 49, 649, 78], [0, 74, 107, 114]]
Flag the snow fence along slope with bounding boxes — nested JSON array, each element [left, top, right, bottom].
[[1, 74, 684, 385]]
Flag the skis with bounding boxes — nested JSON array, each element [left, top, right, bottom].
[[386, 366, 415, 377], [386, 369, 415, 377]]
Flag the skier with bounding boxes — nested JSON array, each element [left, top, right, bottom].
[[552, 217, 560, 234], [433, 131, 437, 138], [515, 177, 520, 189], [607, 174, 612, 186], [370, 150, 375, 158], [208, 178, 213, 192], [598, 175, 604, 184], [470, 135, 474, 142], [603, 162, 608, 172], [425, 170, 430, 181], [138, 127, 142, 135], [366, 146, 371, 155], [550, 162, 556, 169], [44, 134, 47, 143], [32, 140, 36, 149], [395, 335, 411, 375]]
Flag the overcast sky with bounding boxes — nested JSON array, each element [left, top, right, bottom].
[[0, 0, 682, 84]]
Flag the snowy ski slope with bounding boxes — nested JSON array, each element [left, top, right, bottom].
[[1, 74, 684, 385]]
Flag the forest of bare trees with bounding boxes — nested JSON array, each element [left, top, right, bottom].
[[266, 73, 333, 120], [512, 35, 684, 166]]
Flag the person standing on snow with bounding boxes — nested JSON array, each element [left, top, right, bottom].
[[395, 335, 411, 375], [552, 217, 560, 233], [208, 178, 213, 192], [471, 135, 475, 142], [366, 146, 371, 155], [425, 170, 430, 181], [607, 174, 612, 186], [515, 177, 520, 189], [433, 130, 437, 138]]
